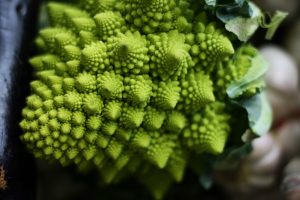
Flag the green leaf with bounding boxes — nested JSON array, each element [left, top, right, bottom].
[[237, 92, 272, 136], [213, 143, 253, 171], [225, 17, 258, 41], [216, 0, 252, 23], [226, 52, 272, 136], [224, 3, 261, 41], [198, 154, 217, 189], [199, 173, 213, 190], [205, 0, 248, 9], [204, 1, 287, 41], [205, 0, 217, 7], [259, 11, 288, 40], [199, 143, 253, 185], [227, 53, 268, 98], [204, 0, 253, 22], [198, 142, 254, 186]]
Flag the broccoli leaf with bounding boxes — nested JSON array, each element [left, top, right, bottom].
[[225, 16, 258, 41], [216, 1, 253, 22], [213, 142, 252, 171], [223, 2, 261, 41], [204, 1, 287, 41], [204, 1, 260, 41], [199, 143, 253, 187], [205, 0, 253, 21], [204, 0, 217, 7], [226, 52, 271, 136], [199, 172, 214, 190], [237, 92, 272, 136], [259, 11, 288, 40], [226, 53, 268, 98]]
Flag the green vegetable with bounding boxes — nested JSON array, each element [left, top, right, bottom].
[[204, 0, 288, 41], [20, 0, 270, 199]]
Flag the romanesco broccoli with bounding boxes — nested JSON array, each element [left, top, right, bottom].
[[20, 0, 263, 199]]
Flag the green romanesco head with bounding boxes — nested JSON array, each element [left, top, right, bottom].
[[20, 0, 262, 199]]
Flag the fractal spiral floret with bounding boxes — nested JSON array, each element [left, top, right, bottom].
[[20, 0, 263, 199]]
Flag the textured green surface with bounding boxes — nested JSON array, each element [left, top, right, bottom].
[[20, 0, 264, 199]]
